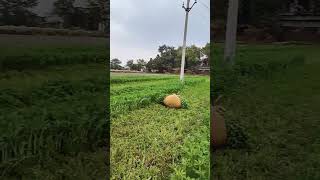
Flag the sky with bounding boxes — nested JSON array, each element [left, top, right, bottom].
[[111, 0, 210, 65]]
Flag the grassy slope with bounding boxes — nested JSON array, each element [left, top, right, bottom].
[[212, 44, 320, 180], [111, 76, 210, 179]]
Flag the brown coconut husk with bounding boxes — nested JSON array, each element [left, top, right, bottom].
[[163, 94, 182, 108], [211, 95, 227, 148]]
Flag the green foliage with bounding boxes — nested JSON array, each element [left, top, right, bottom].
[[0, 0, 39, 26], [146, 45, 177, 73], [177, 45, 202, 70], [212, 44, 320, 179], [211, 44, 306, 102], [52, 0, 108, 30], [111, 75, 209, 179], [0, 40, 109, 178], [125, 59, 146, 71], [225, 118, 249, 149], [0, 46, 107, 72], [215, 0, 292, 25], [171, 129, 210, 180], [110, 75, 176, 84], [110, 58, 123, 70], [110, 77, 204, 117], [0, 26, 107, 37], [146, 44, 207, 73], [0, 78, 108, 167], [181, 99, 189, 109], [86, 0, 108, 30]]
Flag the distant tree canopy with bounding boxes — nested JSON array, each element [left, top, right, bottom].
[[148, 45, 178, 73], [53, 0, 76, 28], [239, 0, 292, 25], [115, 43, 209, 73], [110, 58, 123, 70], [146, 43, 209, 73], [0, 0, 108, 31], [87, 0, 108, 30], [125, 59, 146, 71], [53, 0, 108, 30], [213, 0, 293, 26], [0, 0, 39, 26]]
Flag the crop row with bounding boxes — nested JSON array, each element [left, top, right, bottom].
[[110, 78, 205, 118], [0, 52, 107, 72], [0, 77, 108, 110], [0, 99, 108, 168], [110, 79, 179, 96], [0, 26, 108, 37], [110, 75, 177, 84], [0, 79, 109, 168], [111, 77, 205, 96]]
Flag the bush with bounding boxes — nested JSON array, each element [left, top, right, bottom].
[[226, 118, 249, 149]]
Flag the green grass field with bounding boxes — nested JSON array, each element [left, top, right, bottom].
[[212, 44, 320, 179], [110, 73, 210, 179], [0, 35, 109, 179]]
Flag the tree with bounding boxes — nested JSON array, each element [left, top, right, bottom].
[[0, 0, 39, 26], [146, 58, 154, 72], [87, 0, 108, 31], [136, 59, 146, 71], [202, 43, 210, 60], [214, 0, 292, 26], [240, 0, 291, 26], [155, 45, 177, 72], [176, 45, 201, 69], [126, 60, 134, 70], [145, 44, 206, 73], [53, 0, 76, 28], [110, 58, 123, 70]]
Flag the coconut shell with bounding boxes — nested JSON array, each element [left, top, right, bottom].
[[163, 94, 182, 108], [211, 105, 227, 147]]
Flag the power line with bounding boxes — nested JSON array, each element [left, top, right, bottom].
[[197, 0, 209, 10], [193, 10, 209, 26], [193, 0, 209, 19]]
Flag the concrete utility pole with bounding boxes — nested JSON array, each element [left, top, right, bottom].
[[224, 0, 239, 64], [180, 0, 197, 82]]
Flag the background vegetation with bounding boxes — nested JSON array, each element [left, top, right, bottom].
[[110, 73, 210, 179], [211, 43, 320, 179], [111, 43, 210, 73], [0, 0, 109, 31], [0, 35, 109, 179]]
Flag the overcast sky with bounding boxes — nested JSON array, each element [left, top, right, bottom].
[[111, 0, 210, 65]]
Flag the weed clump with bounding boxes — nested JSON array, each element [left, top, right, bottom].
[[181, 99, 189, 109], [226, 118, 249, 149]]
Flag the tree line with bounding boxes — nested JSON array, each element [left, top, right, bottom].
[[0, 0, 108, 31], [212, 0, 320, 26], [111, 43, 210, 73]]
